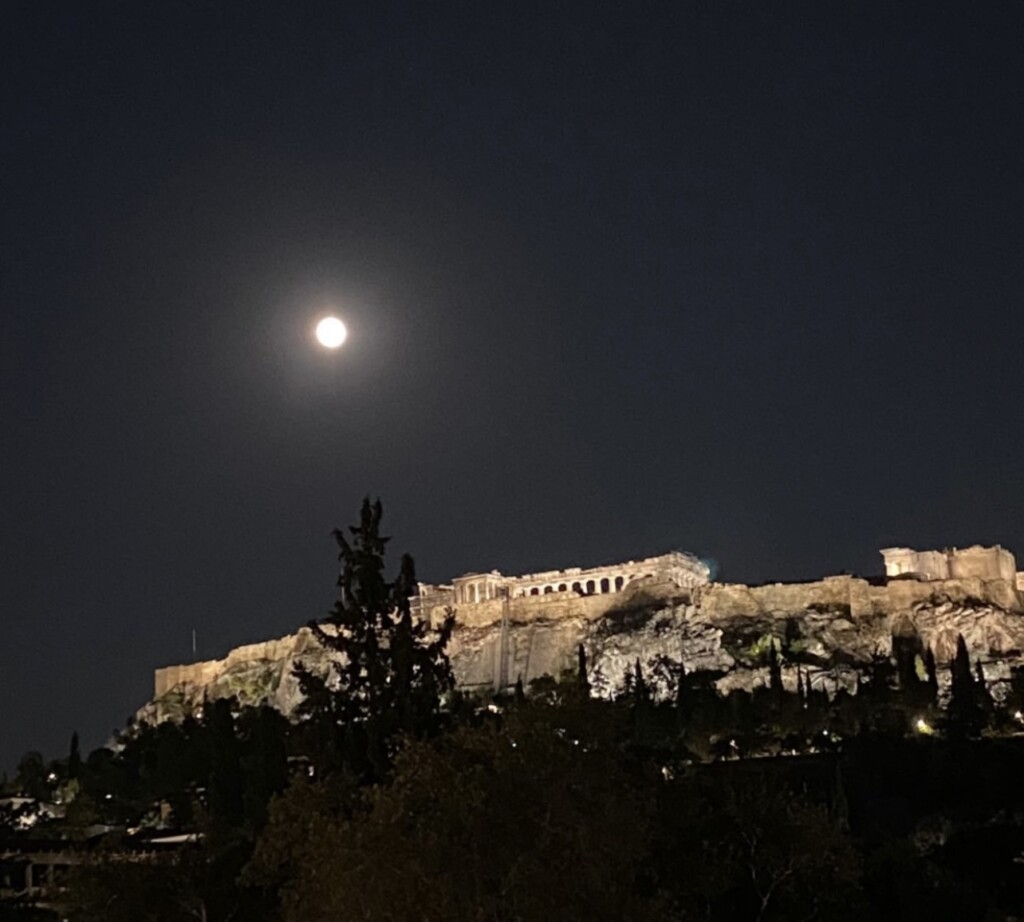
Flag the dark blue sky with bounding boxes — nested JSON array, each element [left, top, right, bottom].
[[3, 1, 1023, 768]]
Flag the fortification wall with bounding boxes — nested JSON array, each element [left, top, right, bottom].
[[155, 660, 223, 698], [698, 574, 1021, 622], [697, 577, 861, 619], [154, 630, 317, 698], [880, 574, 1021, 612]]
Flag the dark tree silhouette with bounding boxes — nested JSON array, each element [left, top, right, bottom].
[[948, 634, 984, 737], [768, 641, 783, 696], [623, 658, 650, 704], [207, 698, 244, 827], [14, 751, 49, 801], [975, 660, 995, 723], [923, 647, 939, 702], [68, 730, 82, 780], [675, 660, 689, 726], [577, 643, 591, 697], [295, 498, 456, 778]]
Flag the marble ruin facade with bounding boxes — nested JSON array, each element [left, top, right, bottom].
[[881, 544, 1024, 589], [411, 551, 711, 628]]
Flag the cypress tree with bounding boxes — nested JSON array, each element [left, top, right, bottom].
[[68, 731, 82, 781], [295, 499, 456, 779], [768, 641, 783, 696], [976, 660, 995, 718], [627, 659, 652, 744], [675, 661, 688, 725], [207, 698, 244, 827], [924, 647, 939, 702], [948, 634, 982, 737], [577, 644, 591, 698], [893, 631, 921, 693], [632, 658, 650, 704]]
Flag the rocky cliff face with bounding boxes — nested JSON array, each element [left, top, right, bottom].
[[142, 575, 1024, 723]]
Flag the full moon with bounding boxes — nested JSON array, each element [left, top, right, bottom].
[[315, 316, 347, 349]]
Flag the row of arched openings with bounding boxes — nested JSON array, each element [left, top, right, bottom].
[[518, 573, 654, 598]]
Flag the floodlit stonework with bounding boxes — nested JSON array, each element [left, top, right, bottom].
[[412, 551, 710, 628], [153, 551, 709, 700], [144, 543, 1024, 723], [880, 544, 1019, 584]]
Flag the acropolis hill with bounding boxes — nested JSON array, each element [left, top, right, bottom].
[[144, 544, 1024, 722]]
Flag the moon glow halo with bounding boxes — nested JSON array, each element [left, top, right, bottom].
[[315, 316, 348, 349]]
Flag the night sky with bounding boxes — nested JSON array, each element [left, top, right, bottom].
[[3, 1, 1023, 769]]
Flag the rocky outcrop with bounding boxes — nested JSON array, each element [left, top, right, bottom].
[[142, 575, 1024, 723]]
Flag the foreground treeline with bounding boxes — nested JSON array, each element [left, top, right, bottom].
[[15, 688, 1024, 920], [6, 501, 1024, 920]]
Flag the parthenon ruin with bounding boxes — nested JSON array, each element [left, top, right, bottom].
[[411, 551, 710, 628]]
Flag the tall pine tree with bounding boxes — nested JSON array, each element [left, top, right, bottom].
[[295, 499, 456, 778]]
